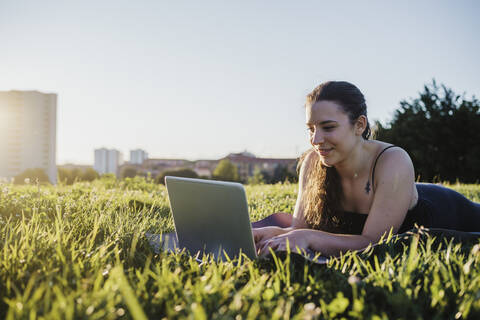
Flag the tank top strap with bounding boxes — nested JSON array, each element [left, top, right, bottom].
[[371, 145, 398, 193]]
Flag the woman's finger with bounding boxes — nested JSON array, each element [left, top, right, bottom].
[[268, 239, 281, 253], [259, 243, 269, 256], [260, 240, 273, 256], [261, 240, 270, 252], [252, 229, 260, 241], [256, 240, 264, 252], [276, 242, 285, 252]]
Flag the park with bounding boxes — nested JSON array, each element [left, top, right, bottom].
[[2, 80, 480, 319], [1, 1, 479, 319]]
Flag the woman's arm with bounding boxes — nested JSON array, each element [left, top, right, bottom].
[[259, 148, 416, 256], [361, 147, 415, 240], [259, 228, 374, 256]]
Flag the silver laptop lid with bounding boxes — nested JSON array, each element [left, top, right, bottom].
[[165, 176, 257, 260]]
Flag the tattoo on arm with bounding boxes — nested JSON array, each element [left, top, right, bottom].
[[365, 180, 371, 194]]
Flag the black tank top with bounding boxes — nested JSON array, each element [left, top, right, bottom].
[[325, 145, 422, 234]]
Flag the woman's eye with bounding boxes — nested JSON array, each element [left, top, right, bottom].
[[323, 126, 335, 131]]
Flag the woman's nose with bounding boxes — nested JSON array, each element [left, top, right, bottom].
[[312, 130, 324, 145]]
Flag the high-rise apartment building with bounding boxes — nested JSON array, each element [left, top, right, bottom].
[[130, 149, 148, 165], [0, 90, 57, 183], [94, 148, 123, 176]]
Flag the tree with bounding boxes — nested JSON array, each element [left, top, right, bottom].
[[156, 168, 199, 184], [82, 168, 100, 181], [376, 80, 480, 182], [57, 167, 73, 184], [212, 159, 240, 182], [14, 168, 50, 184], [247, 167, 265, 185], [58, 167, 100, 185], [120, 166, 138, 179], [269, 165, 298, 184]]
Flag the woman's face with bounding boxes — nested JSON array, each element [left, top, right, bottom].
[[305, 100, 359, 167]]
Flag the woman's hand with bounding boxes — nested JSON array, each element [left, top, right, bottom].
[[257, 229, 312, 256], [252, 226, 288, 246]]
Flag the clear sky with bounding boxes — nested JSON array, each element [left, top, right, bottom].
[[1, 0, 479, 164]]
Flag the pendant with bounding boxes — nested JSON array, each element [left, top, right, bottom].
[[365, 181, 371, 194]]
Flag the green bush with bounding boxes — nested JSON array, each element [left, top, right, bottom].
[[120, 166, 139, 179], [13, 168, 50, 185], [212, 159, 240, 182], [58, 167, 100, 185]]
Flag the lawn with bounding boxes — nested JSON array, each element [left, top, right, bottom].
[[1, 177, 479, 319]]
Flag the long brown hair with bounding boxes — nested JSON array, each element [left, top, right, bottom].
[[298, 81, 371, 232]]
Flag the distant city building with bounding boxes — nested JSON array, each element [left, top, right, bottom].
[[143, 158, 191, 169], [130, 149, 148, 165], [94, 148, 123, 176], [0, 90, 57, 183], [225, 151, 297, 181], [112, 151, 297, 181], [193, 160, 218, 178]]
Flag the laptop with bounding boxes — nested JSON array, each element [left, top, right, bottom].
[[164, 176, 256, 260], [150, 176, 327, 263]]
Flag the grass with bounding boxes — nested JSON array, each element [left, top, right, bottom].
[[0, 176, 479, 319]]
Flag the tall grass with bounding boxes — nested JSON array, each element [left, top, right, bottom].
[[0, 177, 479, 319]]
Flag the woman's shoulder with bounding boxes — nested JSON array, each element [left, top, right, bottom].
[[369, 141, 411, 161], [296, 149, 321, 188], [297, 148, 317, 171], [369, 141, 414, 180]]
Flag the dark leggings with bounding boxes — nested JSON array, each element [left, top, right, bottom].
[[409, 183, 480, 232]]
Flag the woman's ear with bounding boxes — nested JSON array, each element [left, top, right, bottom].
[[355, 115, 367, 136]]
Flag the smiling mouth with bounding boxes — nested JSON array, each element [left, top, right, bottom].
[[317, 148, 333, 156]]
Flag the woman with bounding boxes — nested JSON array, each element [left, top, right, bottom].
[[252, 81, 480, 257]]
